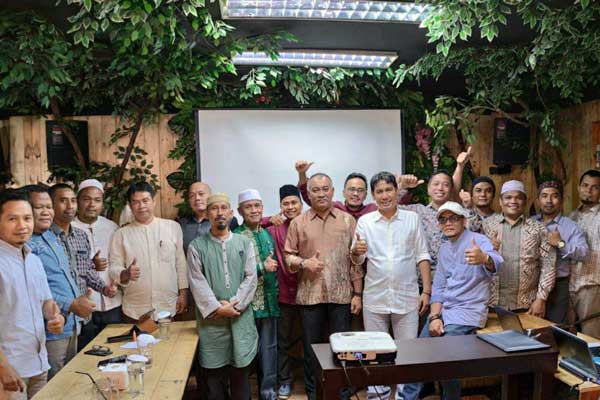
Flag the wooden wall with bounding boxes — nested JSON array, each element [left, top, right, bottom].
[[447, 99, 600, 214], [4, 115, 181, 219], [3, 99, 599, 220]]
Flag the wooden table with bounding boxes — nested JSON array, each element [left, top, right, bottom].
[[481, 312, 600, 400], [33, 321, 198, 400], [313, 334, 558, 400]]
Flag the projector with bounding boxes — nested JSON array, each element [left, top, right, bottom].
[[330, 331, 397, 364]]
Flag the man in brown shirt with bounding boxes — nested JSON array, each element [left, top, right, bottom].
[[285, 173, 363, 400]]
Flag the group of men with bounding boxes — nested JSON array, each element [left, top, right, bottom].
[[0, 149, 599, 400]]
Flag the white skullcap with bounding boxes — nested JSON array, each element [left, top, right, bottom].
[[78, 179, 104, 194], [238, 189, 262, 205], [501, 180, 527, 197]]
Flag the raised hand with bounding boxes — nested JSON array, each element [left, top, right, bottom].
[[295, 160, 314, 175], [459, 189, 472, 209], [491, 231, 502, 252], [102, 280, 118, 298], [397, 174, 425, 190], [456, 145, 473, 167], [303, 250, 325, 280], [69, 288, 96, 318], [269, 212, 286, 227], [264, 251, 279, 272], [127, 257, 141, 281], [465, 238, 488, 265], [547, 230, 562, 247], [93, 249, 108, 271], [46, 302, 65, 335], [352, 233, 368, 256]]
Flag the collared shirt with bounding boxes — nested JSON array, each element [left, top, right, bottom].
[[353, 209, 431, 314], [433, 230, 502, 328], [498, 215, 523, 310], [298, 182, 378, 220], [72, 216, 121, 311], [532, 213, 589, 278], [482, 214, 556, 310], [109, 217, 189, 319], [470, 210, 500, 233], [29, 230, 79, 341], [0, 240, 52, 378], [51, 223, 105, 295], [284, 207, 363, 305], [179, 215, 239, 253], [569, 204, 600, 293], [398, 203, 444, 273], [267, 220, 297, 304], [234, 224, 279, 319]]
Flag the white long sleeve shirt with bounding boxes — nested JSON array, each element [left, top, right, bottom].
[[353, 209, 431, 314]]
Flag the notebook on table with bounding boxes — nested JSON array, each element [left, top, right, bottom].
[[477, 330, 551, 352], [553, 326, 600, 383]]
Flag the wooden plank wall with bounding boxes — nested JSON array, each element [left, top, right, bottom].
[[447, 99, 600, 215], [3, 99, 599, 220], [4, 115, 181, 219]]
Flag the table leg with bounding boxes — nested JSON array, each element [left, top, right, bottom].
[[502, 374, 519, 400], [533, 371, 554, 400]]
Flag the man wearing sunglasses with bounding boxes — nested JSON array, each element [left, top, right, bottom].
[[404, 201, 502, 400]]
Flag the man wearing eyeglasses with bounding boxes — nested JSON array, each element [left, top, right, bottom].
[[404, 201, 502, 400], [295, 161, 377, 220]]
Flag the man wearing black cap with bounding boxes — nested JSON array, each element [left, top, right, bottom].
[[267, 184, 303, 399]]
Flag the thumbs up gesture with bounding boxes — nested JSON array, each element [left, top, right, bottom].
[[46, 302, 65, 335], [102, 279, 119, 298], [459, 189, 472, 209], [264, 251, 279, 272], [397, 174, 425, 190], [352, 233, 368, 256], [69, 288, 96, 318], [93, 249, 108, 271], [491, 231, 502, 251], [127, 257, 141, 281], [465, 237, 489, 265], [303, 250, 325, 280]]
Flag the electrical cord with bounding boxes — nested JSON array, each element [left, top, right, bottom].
[[358, 359, 385, 400], [340, 360, 361, 400]]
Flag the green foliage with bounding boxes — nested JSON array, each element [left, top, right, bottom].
[[397, 0, 600, 182]]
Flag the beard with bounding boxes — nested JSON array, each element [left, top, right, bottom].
[[216, 221, 227, 230], [581, 198, 595, 205]]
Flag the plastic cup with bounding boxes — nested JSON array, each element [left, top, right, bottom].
[[127, 355, 147, 395]]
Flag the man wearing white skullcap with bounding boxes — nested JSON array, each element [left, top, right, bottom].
[[72, 179, 121, 349], [482, 180, 556, 317], [234, 189, 279, 400], [187, 192, 258, 400]]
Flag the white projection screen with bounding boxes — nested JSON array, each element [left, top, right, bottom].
[[195, 109, 403, 217]]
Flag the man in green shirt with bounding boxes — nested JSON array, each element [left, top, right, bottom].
[[187, 193, 258, 400], [234, 189, 279, 400]]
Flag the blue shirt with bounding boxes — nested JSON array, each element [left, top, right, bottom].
[[432, 230, 503, 328], [29, 230, 79, 340], [532, 213, 589, 278]]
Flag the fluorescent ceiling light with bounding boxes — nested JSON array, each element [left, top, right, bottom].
[[233, 50, 398, 68], [221, 0, 430, 22]]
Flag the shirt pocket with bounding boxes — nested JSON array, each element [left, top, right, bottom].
[[159, 238, 176, 264]]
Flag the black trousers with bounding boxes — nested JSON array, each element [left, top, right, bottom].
[[203, 365, 250, 400], [301, 303, 351, 400], [78, 306, 122, 351]]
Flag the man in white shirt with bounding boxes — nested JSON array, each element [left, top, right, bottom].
[[110, 182, 189, 320], [351, 172, 432, 400], [0, 190, 64, 399], [72, 179, 121, 348]]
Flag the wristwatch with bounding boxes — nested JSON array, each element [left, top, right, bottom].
[[557, 240, 566, 249], [352, 291, 363, 297]]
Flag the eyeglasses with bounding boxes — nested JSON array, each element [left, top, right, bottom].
[[438, 215, 464, 225], [346, 187, 366, 194]]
